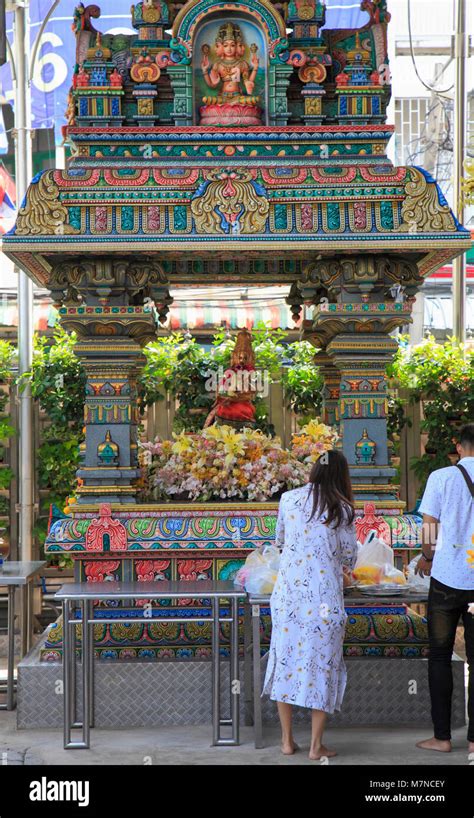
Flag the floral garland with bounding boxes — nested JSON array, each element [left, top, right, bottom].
[[140, 420, 338, 502]]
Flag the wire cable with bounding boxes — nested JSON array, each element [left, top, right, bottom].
[[407, 0, 454, 98]]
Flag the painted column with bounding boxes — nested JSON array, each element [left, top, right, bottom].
[[313, 349, 340, 428], [301, 254, 422, 501], [49, 257, 172, 505], [168, 64, 193, 126], [326, 332, 398, 500]]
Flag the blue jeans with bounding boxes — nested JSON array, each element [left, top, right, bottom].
[[427, 577, 474, 742]]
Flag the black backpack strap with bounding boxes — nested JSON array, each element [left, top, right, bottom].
[[455, 464, 474, 498]]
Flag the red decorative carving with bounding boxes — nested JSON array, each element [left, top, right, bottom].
[[353, 201, 367, 229], [85, 504, 128, 552], [300, 203, 313, 231], [177, 559, 213, 581], [369, 70, 381, 86], [335, 72, 349, 87], [75, 65, 90, 88], [109, 68, 123, 88], [355, 502, 391, 545], [135, 559, 170, 581], [95, 206, 108, 232], [146, 205, 161, 230], [84, 560, 120, 582]]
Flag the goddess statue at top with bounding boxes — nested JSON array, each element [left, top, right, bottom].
[[199, 22, 263, 126]]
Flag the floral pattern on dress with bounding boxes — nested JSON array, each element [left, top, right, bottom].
[[262, 483, 358, 712]]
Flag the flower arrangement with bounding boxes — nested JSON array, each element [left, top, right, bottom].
[[291, 419, 339, 462], [140, 419, 338, 502]]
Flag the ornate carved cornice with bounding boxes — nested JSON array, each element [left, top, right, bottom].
[[15, 171, 79, 237], [49, 256, 172, 319], [398, 167, 458, 233], [300, 254, 422, 300]]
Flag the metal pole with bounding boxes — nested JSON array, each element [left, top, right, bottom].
[[13, 1, 35, 561], [452, 0, 467, 343], [81, 599, 90, 748], [6, 586, 15, 710], [63, 599, 72, 748], [211, 596, 220, 746], [231, 596, 239, 745]]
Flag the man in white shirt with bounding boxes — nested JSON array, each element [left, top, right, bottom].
[[415, 424, 474, 754]]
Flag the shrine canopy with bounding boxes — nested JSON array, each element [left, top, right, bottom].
[[1, 0, 471, 289]]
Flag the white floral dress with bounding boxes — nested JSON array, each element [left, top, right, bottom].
[[262, 484, 358, 712]]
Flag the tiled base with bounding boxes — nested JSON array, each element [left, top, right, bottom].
[[17, 629, 465, 730]]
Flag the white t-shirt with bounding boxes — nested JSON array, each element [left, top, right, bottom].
[[418, 456, 474, 591]]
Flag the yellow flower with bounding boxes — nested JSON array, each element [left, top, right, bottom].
[[171, 433, 194, 455]]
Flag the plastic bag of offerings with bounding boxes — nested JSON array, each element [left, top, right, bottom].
[[406, 555, 431, 590], [234, 545, 280, 594], [352, 530, 394, 586], [381, 563, 407, 585]]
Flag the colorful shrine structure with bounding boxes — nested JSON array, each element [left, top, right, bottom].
[[2, 1, 471, 677]]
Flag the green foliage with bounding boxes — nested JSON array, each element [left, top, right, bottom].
[[0, 467, 14, 490], [36, 424, 82, 558], [210, 328, 235, 368], [281, 340, 323, 423], [251, 323, 287, 380], [21, 329, 85, 555], [0, 340, 15, 383], [142, 333, 215, 432], [0, 341, 16, 493], [0, 419, 15, 440], [389, 335, 474, 489], [386, 394, 410, 442], [37, 426, 82, 503], [141, 332, 192, 405], [142, 326, 321, 434], [23, 327, 86, 428]]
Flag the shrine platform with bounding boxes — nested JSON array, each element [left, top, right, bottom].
[[16, 631, 465, 730], [39, 501, 428, 661]]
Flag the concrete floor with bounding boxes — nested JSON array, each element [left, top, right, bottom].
[[0, 711, 472, 765]]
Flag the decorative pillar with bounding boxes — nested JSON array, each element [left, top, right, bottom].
[[49, 257, 172, 505], [313, 349, 340, 428], [300, 254, 422, 501], [284, 0, 332, 125], [326, 333, 398, 500], [168, 64, 193, 126], [268, 63, 293, 125]]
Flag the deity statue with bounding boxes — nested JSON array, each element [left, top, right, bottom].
[[204, 328, 257, 429], [199, 22, 263, 126]]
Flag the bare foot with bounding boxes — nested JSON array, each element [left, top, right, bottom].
[[309, 744, 337, 760], [416, 737, 452, 753], [281, 740, 298, 755], [468, 741, 474, 755]]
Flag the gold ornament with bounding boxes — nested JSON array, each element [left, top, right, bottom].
[[191, 169, 269, 234], [299, 63, 326, 84], [15, 171, 79, 236], [142, 0, 160, 23], [398, 167, 457, 233], [461, 158, 474, 207], [299, 3, 315, 20]]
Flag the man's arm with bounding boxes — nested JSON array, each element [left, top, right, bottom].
[[415, 513, 439, 577]]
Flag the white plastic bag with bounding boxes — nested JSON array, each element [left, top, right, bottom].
[[407, 555, 431, 590], [234, 545, 280, 594], [381, 563, 407, 585], [353, 530, 394, 585]]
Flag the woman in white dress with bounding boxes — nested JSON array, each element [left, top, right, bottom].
[[262, 449, 358, 759]]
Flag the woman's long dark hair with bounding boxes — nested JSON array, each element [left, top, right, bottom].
[[307, 449, 355, 528]]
